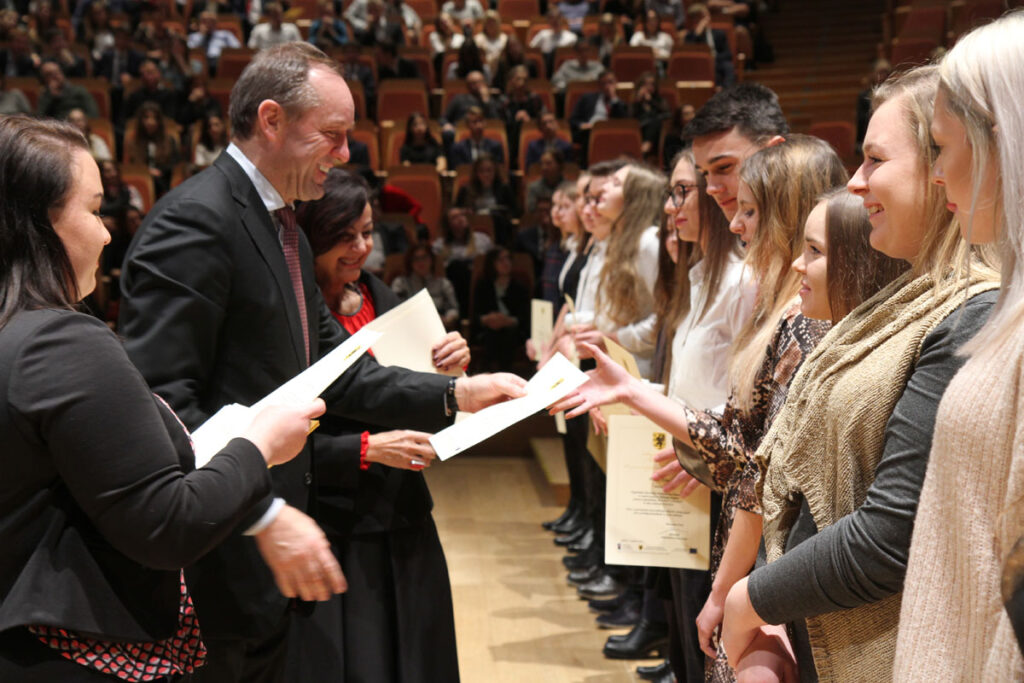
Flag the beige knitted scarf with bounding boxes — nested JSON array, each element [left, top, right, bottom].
[[755, 270, 999, 682]]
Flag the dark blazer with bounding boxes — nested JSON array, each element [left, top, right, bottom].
[[448, 136, 504, 168], [94, 47, 146, 82], [0, 309, 271, 642], [524, 136, 574, 169], [118, 152, 451, 640], [470, 277, 531, 343], [313, 272, 433, 538], [568, 91, 629, 140]]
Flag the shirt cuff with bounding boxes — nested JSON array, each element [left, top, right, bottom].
[[243, 497, 286, 536]]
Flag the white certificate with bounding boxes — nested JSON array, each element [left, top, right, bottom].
[[190, 326, 382, 468], [531, 299, 554, 350], [604, 414, 711, 570], [365, 288, 462, 376], [429, 352, 589, 460]]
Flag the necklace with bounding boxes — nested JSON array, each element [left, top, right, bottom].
[[338, 281, 364, 316]]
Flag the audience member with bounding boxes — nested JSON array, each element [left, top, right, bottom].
[[448, 106, 505, 166], [552, 39, 604, 93], [525, 148, 564, 213], [193, 112, 229, 166], [471, 247, 531, 372], [392, 243, 462, 328], [99, 158, 144, 217], [680, 3, 736, 87], [123, 58, 179, 122], [442, 0, 484, 25], [247, 2, 302, 50], [430, 13, 466, 74], [347, 0, 421, 46], [79, 0, 115, 60], [37, 59, 99, 119], [0, 73, 31, 114], [529, 7, 577, 74], [40, 26, 87, 77], [434, 205, 494, 316], [66, 106, 112, 161], [557, 0, 589, 32], [186, 11, 241, 74], [475, 10, 507, 73], [400, 111, 447, 171], [442, 70, 503, 131], [2, 28, 41, 77], [525, 110, 574, 169], [446, 38, 492, 83], [589, 13, 624, 67], [377, 40, 419, 80], [308, 0, 351, 48], [568, 70, 627, 161], [123, 100, 180, 196], [646, 0, 685, 29], [455, 154, 517, 218], [491, 36, 537, 92], [629, 9, 675, 61], [632, 71, 670, 162]]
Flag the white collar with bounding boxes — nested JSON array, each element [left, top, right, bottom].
[[226, 142, 287, 213]]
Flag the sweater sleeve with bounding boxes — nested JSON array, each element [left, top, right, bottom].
[[8, 312, 273, 571], [748, 291, 997, 624]]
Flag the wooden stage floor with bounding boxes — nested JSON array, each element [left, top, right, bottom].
[[426, 455, 650, 683]]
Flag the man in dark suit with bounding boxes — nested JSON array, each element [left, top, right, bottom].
[[119, 42, 523, 683], [447, 105, 504, 168], [524, 110, 574, 170], [568, 69, 628, 166], [122, 58, 181, 122]]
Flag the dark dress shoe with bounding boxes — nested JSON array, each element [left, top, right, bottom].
[[542, 503, 578, 531], [576, 572, 624, 600], [595, 597, 640, 629], [567, 564, 601, 586], [567, 527, 595, 553], [636, 660, 672, 680], [651, 668, 675, 683], [588, 592, 627, 614], [563, 545, 600, 569], [553, 524, 590, 547], [550, 509, 585, 535], [602, 620, 668, 659]]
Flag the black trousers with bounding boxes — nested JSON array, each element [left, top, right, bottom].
[[182, 611, 292, 683]]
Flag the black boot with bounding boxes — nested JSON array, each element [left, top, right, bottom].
[[602, 619, 668, 659], [542, 501, 579, 531], [636, 660, 672, 680], [554, 523, 590, 547]]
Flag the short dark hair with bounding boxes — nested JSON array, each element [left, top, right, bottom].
[[683, 82, 789, 144], [0, 115, 88, 326], [587, 158, 628, 178], [229, 42, 339, 141], [295, 168, 372, 257]]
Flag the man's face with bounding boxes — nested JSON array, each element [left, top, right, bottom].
[[40, 63, 64, 89], [140, 62, 161, 88], [692, 126, 762, 220], [540, 113, 557, 137], [269, 67, 354, 203], [466, 71, 486, 96], [599, 74, 616, 98], [467, 114, 484, 139]]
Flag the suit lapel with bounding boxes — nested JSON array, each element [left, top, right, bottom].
[[215, 155, 308, 370]]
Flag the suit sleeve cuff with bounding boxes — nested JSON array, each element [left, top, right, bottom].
[[243, 497, 286, 536]]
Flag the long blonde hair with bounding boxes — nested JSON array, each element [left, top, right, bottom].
[[729, 136, 848, 411], [937, 10, 1022, 358], [597, 164, 667, 326]]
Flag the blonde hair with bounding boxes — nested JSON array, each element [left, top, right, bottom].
[[729, 136, 848, 411], [938, 10, 1022, 358], [597, 164, 666, 326]]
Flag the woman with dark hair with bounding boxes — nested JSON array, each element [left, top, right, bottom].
[[98, 158, 143, 218], [0, 116, 324, 680], [391, 243, 461, 328], [124, 101, 181, 197], [447, 37, 491, 82], [399, 112, 446, 172], [491, 36, 537, 92], [193, 113, 228, 166], [470, 247, 531, 372], [632, 71, 669, 164], [285, 168, 468, 683], [455, 154, 518, 217]]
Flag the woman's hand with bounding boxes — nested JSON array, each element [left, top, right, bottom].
[[245, 399, 327, 467], [734, 625, 798, 683], [652, 447, 702, 497], [366, 430, 437, 470], [547, 341, 635, 417], [590, 406, 608, 435], [722, 576, 770, 666], [570, 323, 605, 355], [697, 588, 727, 658], [432, 331, 470, 372]]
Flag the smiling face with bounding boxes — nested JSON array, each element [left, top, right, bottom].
[[313, 202, 373, 291], [728, 180, 758, 244], [848, 96, 929, 260], [49, 149, 110, 298], [930, 89, 999, 244], [692, 126, 762, 220], [792, 200, 830, 320], [265, 66, 353, 204], [665, 155, 700, 244]]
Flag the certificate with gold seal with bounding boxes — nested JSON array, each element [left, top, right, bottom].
[[605, 414, 711, 570]]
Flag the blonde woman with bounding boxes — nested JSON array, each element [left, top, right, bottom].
[[895, 12, 1024, 679]]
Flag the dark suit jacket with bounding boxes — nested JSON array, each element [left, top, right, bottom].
[[0, 309, 271, 642], [95, 47, 146, 82], [469, 278, 531, 344], [524, 136, 574, 169], [568, 91, 629, 140], [448, 136, 504, 168], [314, 272, 433, 538], [118, 152, 451, 639]]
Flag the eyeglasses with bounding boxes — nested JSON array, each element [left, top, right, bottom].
[[584, 193, 601, 206], [668, 183, 698, 208]]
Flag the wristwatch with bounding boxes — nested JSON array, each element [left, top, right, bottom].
[[444, 377, 459, 417]]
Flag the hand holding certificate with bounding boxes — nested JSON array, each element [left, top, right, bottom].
[[429, 353, 589, 460], [366, 289, 464, 376]]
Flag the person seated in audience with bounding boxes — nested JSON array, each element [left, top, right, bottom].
[[152, 35, 200, 97], [2, 29, 42, 78], [680, 3, 736, 87], [124, 58, 180, 123], [377, 40, 419, 80], [629, 9, 675, 62], [552, 38, 604, 93], [525, 149, 564, 213], [124, 100, 180, 197], [347, 0, 421, 46], [474, 10, 507, 74], [338, 43, 377, 117], [100, 158, 144, 217], [39, 27, 87, 78], [400, 111, 447, 172], [455, 154, 517, 219], [471, 247, 531, 373], [448, 106, 505, 166], [392, 243, 462, 329], [37, 60, 99, 120], [0, 74, 32, 115], [589, 13, 623, 68], [308, 0, 351, 48], [0, 8, 19, 43], [174, 77, 223, 130], [491, 37, 537, 92], [514, 194, 555, 279], [525, 110, 574, 169], [646, 0, 686, 28], [568, 69, 627, 161], [446, 38, 492, 84], [529, 7, 577, 75], [248, 2, 302, 50], [95, 24, 145, 85], [442, 0, 484, 25], [25, 0, 57, 46], [193, 112, 228, 166], [79, 0, 115, 61], [433, 206, 494, 317], [430, 12, 465, 75], [442, 70, 503, 133], [66, 107, 112, 162], [186, 11, 241, 75], [500, 64, 543, 161], [632, 71, 669, 163]]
